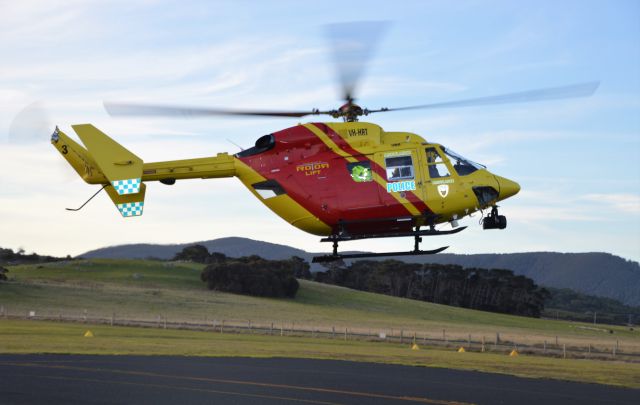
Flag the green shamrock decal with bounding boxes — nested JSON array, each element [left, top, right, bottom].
[[351, 164, 372, 182]]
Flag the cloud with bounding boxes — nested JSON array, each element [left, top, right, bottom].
[[582, 193, 640, 215]]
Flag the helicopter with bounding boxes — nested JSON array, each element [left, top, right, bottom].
[[50, 23, 598, 262]]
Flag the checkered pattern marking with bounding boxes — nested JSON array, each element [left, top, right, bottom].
[[112, 178, 141, 195], [117, 202, 144, 217]]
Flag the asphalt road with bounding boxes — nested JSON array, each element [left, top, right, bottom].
[[0, 355, 637, 404]]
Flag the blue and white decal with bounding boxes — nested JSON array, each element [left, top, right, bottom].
[[112, 178, 141, 195], [386, 181, 416, 193], [116, 202, 144, 217]]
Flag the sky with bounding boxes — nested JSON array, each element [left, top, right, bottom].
[[1, 0, 639, 261]]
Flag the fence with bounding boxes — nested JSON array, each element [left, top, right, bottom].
[[2, 306, 638, 362]]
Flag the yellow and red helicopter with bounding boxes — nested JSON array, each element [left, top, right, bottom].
[[51, 23, 598, 262]]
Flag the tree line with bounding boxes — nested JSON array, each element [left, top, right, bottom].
[[544, 287, 640, 325], [175, 245, 549, 317], [174, 245, 309, 298], [0, 247, 68, 266], [316, 260, 550, 317]]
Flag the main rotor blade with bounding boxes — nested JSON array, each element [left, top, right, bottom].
[[104, 102, 328, 118], [325, 21, 389, 102], [368, 81, 600, 113]]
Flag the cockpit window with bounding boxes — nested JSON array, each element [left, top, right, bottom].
[[385, 155, 414, 180], [425, 147, 451, 179], [442, 147, 484, 176]]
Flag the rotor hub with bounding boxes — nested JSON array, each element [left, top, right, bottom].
[[336, 102, 364, 122]]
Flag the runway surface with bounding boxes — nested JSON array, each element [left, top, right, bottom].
[[0, 355, 637, 404]]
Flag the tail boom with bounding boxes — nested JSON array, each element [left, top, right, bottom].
[[52, 124, 237, 218]]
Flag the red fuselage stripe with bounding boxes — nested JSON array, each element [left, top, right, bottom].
[[316, 123, 432, 215]]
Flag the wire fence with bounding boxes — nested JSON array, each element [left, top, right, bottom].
[[542, 309, 638, 327], [2, 306, 638, 362]]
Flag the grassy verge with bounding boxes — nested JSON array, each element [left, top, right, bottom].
[[3, 259, 639, 353], [1, 319, 639, 389]]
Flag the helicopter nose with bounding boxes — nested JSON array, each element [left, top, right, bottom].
[[495, 175, 520, 200]]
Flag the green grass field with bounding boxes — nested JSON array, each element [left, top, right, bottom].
[[1, 259, 639, 387], [3, 260, 638, 345], [1, 319, 639, 388]]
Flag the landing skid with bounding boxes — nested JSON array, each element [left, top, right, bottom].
[[319, 226, 466, 242], [312, 226, 464, 263], [312, 246, 448, 263]]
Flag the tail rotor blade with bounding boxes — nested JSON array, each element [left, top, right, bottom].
[[8, 101, 51, 145]]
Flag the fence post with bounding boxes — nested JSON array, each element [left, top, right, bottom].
[[563, 344, 566, 359], [332, 326, 335, 339], [588, 344, 591, 357], [270, 323, 273, 335], [221, 320, 224, 334], [423, 332, 426, 344], [164, 316, 167, 329], [543, 340, 547, 354], [111, 312, 114, 327], [613, 344, 617, 358], [442, 329, 446, 342], [481, 336, 485, 352], [468, 334, 471, 349], [281, 324, 284, 337], [344, 328, 347, 341]]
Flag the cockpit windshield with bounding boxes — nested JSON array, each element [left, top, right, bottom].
[[442, 147, 485, 176]]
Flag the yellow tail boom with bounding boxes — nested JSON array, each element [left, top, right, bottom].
[[51, 125, 236, 217]]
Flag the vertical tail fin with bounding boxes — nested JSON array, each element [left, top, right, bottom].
[[51, 127, 105, 183], [105, 183, 146, 217], [51, 125, 147, 218], [72, 124, 144, 196]]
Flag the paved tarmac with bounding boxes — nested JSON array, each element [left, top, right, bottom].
[[0, 355, 637, 404]]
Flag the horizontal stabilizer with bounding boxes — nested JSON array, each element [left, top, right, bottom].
[[72, 124, 143, 195], [105, 183, 146, 217]]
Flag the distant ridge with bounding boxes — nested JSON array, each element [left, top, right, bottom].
[[80, 237, 640, 306], [79, 237, 309, 261]]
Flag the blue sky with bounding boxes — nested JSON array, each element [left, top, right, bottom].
[[1, 0, 639, 261]]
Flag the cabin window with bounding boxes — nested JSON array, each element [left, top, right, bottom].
[[385, 155, 414, 181], [425, 147, 451, 179]]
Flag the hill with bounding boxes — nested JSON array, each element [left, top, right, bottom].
[[3, 259, 637, 341], [80, 237, 309, 261], [80, 237, 640, 306], [3, 259, 640, 389]]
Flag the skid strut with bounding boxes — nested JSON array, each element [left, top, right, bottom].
[[312, 226, 460, 263]]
